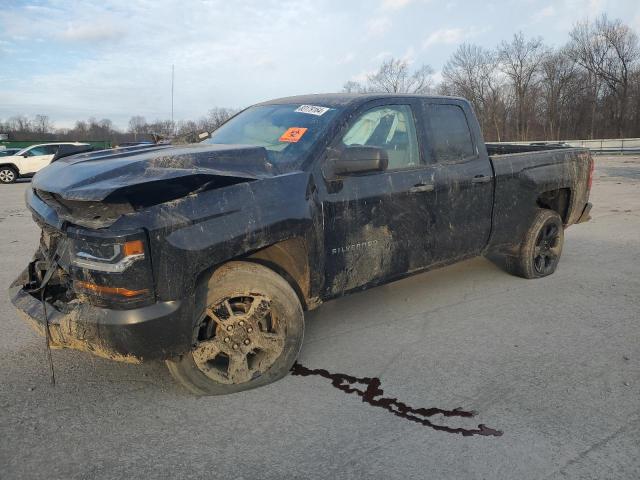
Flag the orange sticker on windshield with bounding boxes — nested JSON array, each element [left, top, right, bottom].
[[279, 127, 308, 143]]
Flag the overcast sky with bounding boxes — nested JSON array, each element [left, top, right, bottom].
[[1, 0, 639, 129]]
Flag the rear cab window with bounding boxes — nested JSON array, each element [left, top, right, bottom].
[[422, 103, 476, 163]]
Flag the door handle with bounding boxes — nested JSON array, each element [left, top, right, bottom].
[[409, 183, 435, 193], [471, 175, 491, 184]]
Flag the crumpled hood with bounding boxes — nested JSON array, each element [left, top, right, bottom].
[[32, 143, 277, 202]]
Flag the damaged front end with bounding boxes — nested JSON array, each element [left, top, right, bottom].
[[10, 222, 194, 362], [29, 143, 272, 229], [9, 144, 272, 362]]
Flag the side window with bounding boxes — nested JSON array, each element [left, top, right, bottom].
[[425, 104, 475, 163], [44, 145, 60, 155], [342, 105, 421, 170], [28, 146, 49, 156]]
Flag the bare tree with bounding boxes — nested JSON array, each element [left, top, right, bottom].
[[206, 107, 237, 131], [128, 116, 148, 141], [498, 33, 545, 140], [368, 58, 434, 94], [73, 120, 88, 140], [147, 119, 176, 138], [569, 17, 613, 138], [539, 48, 579, 140], [592, 15, 639, 137], [3, 20, 640, 147], [342, 80, 364, 93], [33, 114, 53, 134], [8, 115, 32, 133], [631, 67, 640, 134], [442, 44, 506, 140], [343, 58, 434, 95]]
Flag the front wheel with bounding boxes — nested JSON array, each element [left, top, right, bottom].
[[166, 261, 304, 395], [499, 209, 565, 279], [0, 166, 18, 184]]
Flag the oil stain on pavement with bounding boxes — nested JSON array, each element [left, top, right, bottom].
[[291, 363, 502, 437]]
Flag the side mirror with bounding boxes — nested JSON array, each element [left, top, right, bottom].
[[331, 146, 388, 175]]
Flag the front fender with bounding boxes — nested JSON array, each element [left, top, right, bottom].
[[136, 172, 320, 300]]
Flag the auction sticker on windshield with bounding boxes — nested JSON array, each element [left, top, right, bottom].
[[279, 127, 308, 143], [295, 105, 331, 116]]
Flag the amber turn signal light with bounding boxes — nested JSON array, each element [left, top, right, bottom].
[[123, 239, 145, 257], [75, 281, 149, 298]]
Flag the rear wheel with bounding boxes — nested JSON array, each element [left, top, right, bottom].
[[497, 209, 564, 279], [166, 261, 304, 395], [0, 166, 17, 184]]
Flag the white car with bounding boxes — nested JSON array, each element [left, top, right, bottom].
[[0, 143, 90, 184]]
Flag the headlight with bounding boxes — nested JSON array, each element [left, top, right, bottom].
[[66, 228, 155, 308], [72, 237, 145, 272]]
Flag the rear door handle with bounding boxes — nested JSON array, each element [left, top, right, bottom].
[[409, 183, 435, 193], [471, 175, 491, 184]]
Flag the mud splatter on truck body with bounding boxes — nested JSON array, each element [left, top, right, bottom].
[[9, 93, 593, 375]]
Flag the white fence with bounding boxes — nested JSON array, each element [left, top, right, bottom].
[[495, 138, 640, 154], [564, 138, 640, 153]]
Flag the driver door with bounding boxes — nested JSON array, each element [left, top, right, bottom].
[[319, 100, 436, 297], [22, 145, 58, 174]]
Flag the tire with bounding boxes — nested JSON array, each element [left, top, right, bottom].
[[499, 209, 564, 279], [0, 166, 17, 184], [166, 261, 304, 395]]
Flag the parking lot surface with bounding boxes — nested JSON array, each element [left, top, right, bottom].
[[1, 155, 639, 479]]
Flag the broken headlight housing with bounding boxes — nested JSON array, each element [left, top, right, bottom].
[[67, 228, 155, 309]]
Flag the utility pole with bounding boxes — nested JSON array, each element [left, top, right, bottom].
[[171, 64, 175, 131]]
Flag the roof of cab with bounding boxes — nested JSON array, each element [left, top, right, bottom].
[[25, 142, 90, 147], [258, 92, 466, 108]]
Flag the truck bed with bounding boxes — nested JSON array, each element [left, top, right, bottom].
[[486, 143, 571, 155], [486, 144, 593, 251]]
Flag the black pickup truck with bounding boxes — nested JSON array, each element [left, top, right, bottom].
[[10, 94, 593, 395]]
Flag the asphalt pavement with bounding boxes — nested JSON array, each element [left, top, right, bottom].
[[1, 155, 638, 479]]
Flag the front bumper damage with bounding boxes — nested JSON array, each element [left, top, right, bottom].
[[9, 265, 194, 363]]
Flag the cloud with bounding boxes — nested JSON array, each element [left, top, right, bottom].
[[372, 51, 393, 62], [366, 17, 392, 36], [381, 0, 414, 9], [337, 52, 356, 65], [59, 22, 125, 43], [0, 40, 11, 59], [349, 69, 376, 84], [0, 0, 352, 127], [423, 28, 465, 47], [423, 26, 489, 48], [532, 5, 556, 22], [2, 0, 637, 129]]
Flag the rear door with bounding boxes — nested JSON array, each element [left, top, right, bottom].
[[419, 100, 494, 263]]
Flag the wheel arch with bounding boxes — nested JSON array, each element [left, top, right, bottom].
[[537, 188, 571, 224], [0, 163, 19, 172], [192, 237, 314, 313], [245, 237, 312, 310]]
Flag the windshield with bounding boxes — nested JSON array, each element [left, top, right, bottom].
[[203, 104, 340, 167]]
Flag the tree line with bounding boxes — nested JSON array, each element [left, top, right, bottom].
[[2, 15, 638, 144], [345, 15, 640, 141], [0, 108, 237, 145]]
